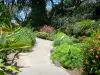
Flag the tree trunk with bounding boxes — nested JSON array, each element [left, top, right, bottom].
[[31, 0, 48, 29]]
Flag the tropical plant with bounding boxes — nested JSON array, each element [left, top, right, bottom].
[[0, 27, 32, 59], [12, 27, 36, 45], [0, 26, 35, 75], [0, 64, 20, 75]]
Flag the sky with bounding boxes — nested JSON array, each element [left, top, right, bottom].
[[46, 0, 60, 8]]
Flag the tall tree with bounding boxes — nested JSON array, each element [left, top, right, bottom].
[[31, 0, 48, 28], [9, 0, 48, 29]]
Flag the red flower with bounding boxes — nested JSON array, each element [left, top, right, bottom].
[[96, 55, 99, 58], [81, 68, 85, 73], [40, 25, 54, 32], [98, 34, 100, 39]]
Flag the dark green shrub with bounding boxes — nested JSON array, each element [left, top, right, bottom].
[[51, 44, 83, 69], [73, 19, 95, 36], [71, 37, 81, 43], [75, 3, 96, 16], [0, 5, 11, 25]]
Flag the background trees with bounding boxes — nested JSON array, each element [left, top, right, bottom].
[[0, 0, 100, 29]]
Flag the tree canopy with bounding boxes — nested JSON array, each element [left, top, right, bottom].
[[0, 0, 100, 29]]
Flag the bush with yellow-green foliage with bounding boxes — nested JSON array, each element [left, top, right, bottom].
[[0, 26, 36, 75]]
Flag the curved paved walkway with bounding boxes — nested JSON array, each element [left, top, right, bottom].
[[18, 38, 71, 75]]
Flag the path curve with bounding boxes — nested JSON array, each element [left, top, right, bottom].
[[18, 38, 71, 75]]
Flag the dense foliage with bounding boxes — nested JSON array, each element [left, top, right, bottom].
[[51, 44, 83, 69], [0, 5, 11, 25], [12, 27, 36, 45], [51, 32, 83, 69], [1, 0, 100, 75], [0, 26, 36, 74], [81, 28, 100, 75]]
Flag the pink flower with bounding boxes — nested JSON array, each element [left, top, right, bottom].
[[40, 25, 54, 32]]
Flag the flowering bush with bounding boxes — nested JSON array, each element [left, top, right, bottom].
[[36, 25, 55, 40], [81, 35, 100, 75], [40, 24, 54, 32]]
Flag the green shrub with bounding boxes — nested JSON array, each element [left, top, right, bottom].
[[71, 37, 81, 43], [0, 5, 11, 25], [36, 32, 48, 39], [36, 31, 55, 41], [73, 19, 95, 36], [51, 44, 83, 69], [12, 27, 36, 45], [46, 32, 55, 41], [53, 32, 73, 46]]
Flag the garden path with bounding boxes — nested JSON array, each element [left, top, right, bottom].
[[18, 38, 71, 75]]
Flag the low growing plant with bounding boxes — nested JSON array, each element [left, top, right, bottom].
[[51, 44, 83, 69], [37, 32, 48, 39]]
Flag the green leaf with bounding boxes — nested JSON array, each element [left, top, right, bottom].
[[0, 64, 5, 67], [0, 33, 7, 47], [0, 59, 3, 63], [6, 65, 20, 73], [0, 69, 7, 75], [92, 60, 95, 63], [0, 0, 2, 2], [9, 42, 26, 47]]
